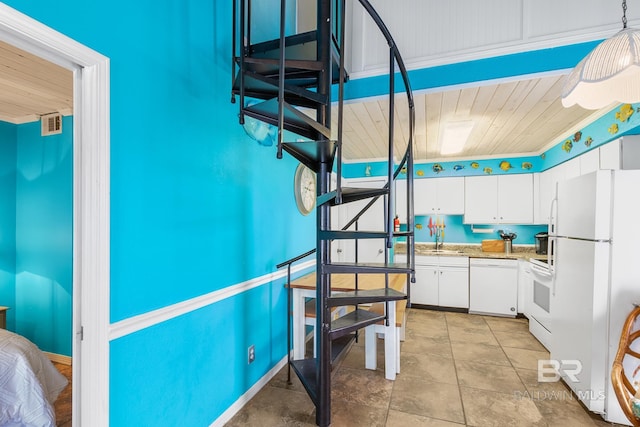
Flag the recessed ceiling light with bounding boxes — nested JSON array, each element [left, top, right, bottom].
[[440, 121, 474, 155]]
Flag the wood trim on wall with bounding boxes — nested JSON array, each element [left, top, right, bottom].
[[109, 259, 316, 340]]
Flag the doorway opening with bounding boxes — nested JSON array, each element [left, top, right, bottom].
[[0, 4, 110, 426]]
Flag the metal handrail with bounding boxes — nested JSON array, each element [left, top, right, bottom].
[[276, 245, 315, 386], [276, 248, 316, 270], [356, 0, 416, 296], [274, 0, 416, 289]]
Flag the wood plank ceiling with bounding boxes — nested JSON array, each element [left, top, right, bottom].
[[0, 38, 609, 164], [0, 40, 73, 124], [333, 74, 612, 162]]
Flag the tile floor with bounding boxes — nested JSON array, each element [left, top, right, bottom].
[[225, 309, 626, 426]]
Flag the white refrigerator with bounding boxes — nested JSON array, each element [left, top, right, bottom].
[[550, 169, 640, 425]]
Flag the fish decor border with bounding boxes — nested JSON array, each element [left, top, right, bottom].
[[404, 102, 640, 179], [343, 103, 640, 180]]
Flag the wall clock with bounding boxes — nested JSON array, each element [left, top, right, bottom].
[[294, 163, 316, 215]]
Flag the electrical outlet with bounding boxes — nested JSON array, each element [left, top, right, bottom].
[[248, 345, 255, 364]]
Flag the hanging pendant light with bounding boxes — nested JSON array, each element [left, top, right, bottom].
[[562, 0, 640, 109]]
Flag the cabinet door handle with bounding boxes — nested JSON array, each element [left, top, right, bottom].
[[337, 249, 343, 253], [378, 249, 383, 254]]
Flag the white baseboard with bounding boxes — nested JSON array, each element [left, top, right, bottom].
[[45, 352, 72, 365], [209, 356, 288, 427]]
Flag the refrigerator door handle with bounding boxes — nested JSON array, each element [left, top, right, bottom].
[[551, 255, 557, 296], [548, 197, 558, 273]]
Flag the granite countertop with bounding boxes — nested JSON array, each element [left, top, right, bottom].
[[394, 242, 547, 261]]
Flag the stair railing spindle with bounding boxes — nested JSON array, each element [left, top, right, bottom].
[[231, 0, 237, 103], [387, 48, 395, 249], [286, 263, 292, 384], [335, 0, 347, 205], [238, 0, 246, 124], [354, 219, 359, 291], [276, 0, 286, 159], [407, 124, 415, 304]]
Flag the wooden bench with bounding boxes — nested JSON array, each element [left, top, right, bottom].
[[290, 272, 407, 380], [303, 299, 350, 357], [368, 299, 408, 339], [365, 299, 408, 375]]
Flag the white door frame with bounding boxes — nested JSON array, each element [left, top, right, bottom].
[[0, 4, 110, 426]]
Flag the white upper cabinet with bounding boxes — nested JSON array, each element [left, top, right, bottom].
[[536, 154, 595, 224], [600, 136, 640, 170], [579, 149, 600, 175], [600, 139, 621, 170], [498, 174, 534, 223], [538, 167, 560, 225], [464, 176, 499, 224], [396, 177, 464, 219], [415, 177, 465, 215], [464, 174, 533, 224]]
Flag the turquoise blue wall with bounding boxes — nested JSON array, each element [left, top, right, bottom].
[[2, 0, 313, 424], [0, 0, 624, 424], [0, 122, 16, 329], [14, 117, 73, 356], [110, 278, 289, 426]]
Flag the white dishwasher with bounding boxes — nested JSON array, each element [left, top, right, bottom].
[[469, 258, 518, 317]]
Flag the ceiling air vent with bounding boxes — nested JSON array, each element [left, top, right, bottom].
[[41, 113, 62, 136]]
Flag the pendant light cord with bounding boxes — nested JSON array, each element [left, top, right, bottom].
[[623, 0, 628, 29]]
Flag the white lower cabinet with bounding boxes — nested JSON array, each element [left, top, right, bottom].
[[469, 258, 518, 316], [398, 255, 469, 308], [438, 266, 470, 308], [414, 265, 439, 306]]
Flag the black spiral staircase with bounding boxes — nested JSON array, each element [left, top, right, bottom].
[[231, 1, 415, 425]]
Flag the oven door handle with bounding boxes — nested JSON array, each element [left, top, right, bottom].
[[530, 263, 551, 277]]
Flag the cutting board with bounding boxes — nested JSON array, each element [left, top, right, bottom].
[[481, 239, 505, 252]]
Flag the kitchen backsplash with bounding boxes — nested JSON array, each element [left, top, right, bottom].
[[404, 215, 547, 245]]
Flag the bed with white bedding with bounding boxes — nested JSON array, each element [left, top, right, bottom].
[[0, 328, 68, 426]]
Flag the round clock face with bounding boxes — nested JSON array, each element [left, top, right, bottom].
[[294, 164, 316, 215]]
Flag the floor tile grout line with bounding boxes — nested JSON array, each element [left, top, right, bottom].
[[225, 309, 618, 426], [443, 311, 469, 427]]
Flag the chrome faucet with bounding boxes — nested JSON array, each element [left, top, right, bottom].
[[430, 216, 446, 250], [435, 226, 444, 250]]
